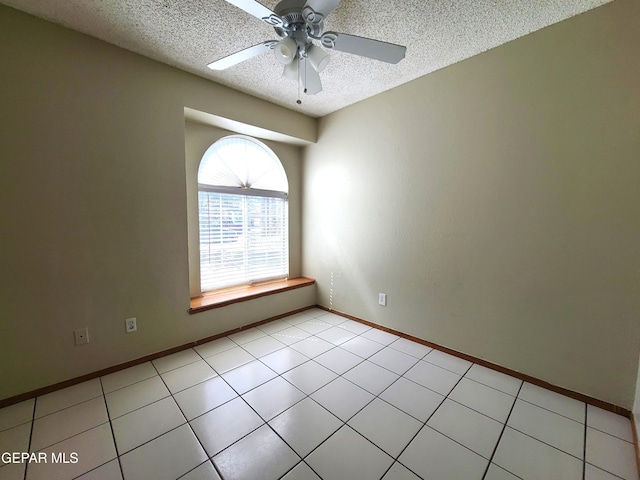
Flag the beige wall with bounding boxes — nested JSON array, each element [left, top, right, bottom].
[[303, 0, 640, 409], [0, 6, 315, 401]]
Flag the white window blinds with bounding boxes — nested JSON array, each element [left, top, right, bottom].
[[197, 136, 289, 292]]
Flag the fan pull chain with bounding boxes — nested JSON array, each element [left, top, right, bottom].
[[296, 56, 302, 104]]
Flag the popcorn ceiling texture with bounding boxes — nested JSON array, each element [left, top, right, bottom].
[[2, 0, 612, 117]]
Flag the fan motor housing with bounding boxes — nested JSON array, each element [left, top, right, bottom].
[[273, 0, 323, 38]]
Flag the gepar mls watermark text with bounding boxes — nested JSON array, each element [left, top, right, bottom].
[[2, 452, 79, 464]]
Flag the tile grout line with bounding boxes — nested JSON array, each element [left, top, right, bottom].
[[22, 397, 37, 480], [222, 318, 409, 479], [99, 376, 126, 480], [378, 362, 474, 480], [253, 317, 478, 480], [166, 350, 228, 480], [583, 403, 587, 480], [481, 381, 525, 480]]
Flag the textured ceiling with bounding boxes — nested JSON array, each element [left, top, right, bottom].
[[3, 0, 611, 117]]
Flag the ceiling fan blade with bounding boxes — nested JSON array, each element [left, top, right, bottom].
[[207, 41, 276, 70], [321, 32, 406, 64], [224, 0, 283, 26], [303, 0, 341, 18], [299, 58, 322, 95]]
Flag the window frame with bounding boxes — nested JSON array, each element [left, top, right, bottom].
[[196, 135, 290, 294]]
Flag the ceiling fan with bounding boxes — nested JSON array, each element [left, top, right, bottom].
[[208, 0, 406, 96]]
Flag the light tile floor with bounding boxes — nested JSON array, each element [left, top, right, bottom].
[[0, 308, 638, 480]]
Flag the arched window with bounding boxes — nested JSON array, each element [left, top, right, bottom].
[[197, 136, 289, 291]]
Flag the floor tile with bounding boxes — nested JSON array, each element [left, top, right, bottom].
[[179, 461, 221, 480], [449, 378, 516, 423], [228, 327, 266, 345], [492, 427, 583, 480], [272, 326, 313, 345], [587, 404, 634, 442], [380, 377, 444, 422], [213, 425, 299, 480], [289, 337, 335, 358], [0, 462, 26, 480], [315, 326, 356, 345], [221, 360, 277, 394], [368, 347, 419, 375], [111, 397, 185, 454], [105, 376, 170, 419], [311, 377, 374, 422], [316, 313, 347, 325], [296, 320, 333, 335], [283, 312, 314, 325], [7, 316, 639, 480], [388, 338, 432, 359], [30, 396, 109, 451], [305, 308, 333, 318], [403, 360, 461, 396], [242, 377, 305, 421], [399, 426, 488, 480], [0, 399, 34, 432], [101, 363, 158, 394], [241, 335, 285, 357], [34, 379, 103, 418], [173, 376, 237, 421], [0, 423, 31, 458], [280, 462, 321, 480], [193, 337, 236, 358], [423, 349, 472, 375], [119, 424, 207, 480], [348, 398, 422, 457], [484, 463, 521, 480], [306, 425, 393, 480], [269, 397, 342, 457], [464, 364, 522, 396], [75, 459, 122, 480], [585, 463, 630, 480], [190, 397, 264, 457], [517, 382, 585, 423], [161, 360, 217, 394], [340, 335, 386, 358], [204, 347, 254, 374], [586, 427, 638, 480], [282, 361, 337, 395], [427, 399, 503, 459], [256, 319, 291, 335], [342, 360, 399, 395], [314, 347, 363, 374], [361, 328, 399, 345], [381, 462, 422, 480], [26, 423, 117, 480], [508, 399, 584, 459], [336, 320, 371, 335], [152, 349, 201, 374], [259, 347, 309, 374]]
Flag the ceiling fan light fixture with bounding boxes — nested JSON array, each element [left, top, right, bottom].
[[283, 59, 299, 80], [274, 37, 297, 65], [307, 44, 329, 72]]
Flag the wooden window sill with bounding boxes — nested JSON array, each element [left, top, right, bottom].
[[188, 277, 316, 314]]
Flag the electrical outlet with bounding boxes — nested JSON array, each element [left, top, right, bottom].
[[125, 317, 137, 333], [378, 293, 387, 306], [74, 327, 89, 345]]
